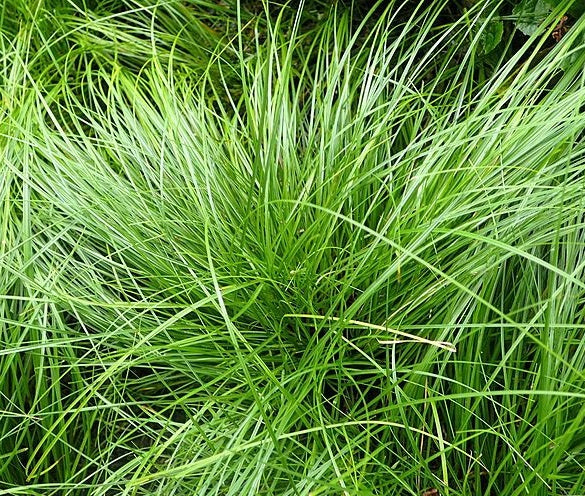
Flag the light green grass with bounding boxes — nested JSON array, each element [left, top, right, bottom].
[[1, 0, 585, 494]]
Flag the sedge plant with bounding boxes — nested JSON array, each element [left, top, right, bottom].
[[1, 0, 585, 494]]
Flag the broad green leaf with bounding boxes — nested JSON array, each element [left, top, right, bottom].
[[544, 0, 585, 18], [513, 0, 551, 35], [480, 18, 504, 54]]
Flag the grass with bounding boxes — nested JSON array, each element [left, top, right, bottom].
[[1, 0, 585, 494]]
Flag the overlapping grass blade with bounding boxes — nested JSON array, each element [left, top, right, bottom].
[[1, 1, 585, 494]]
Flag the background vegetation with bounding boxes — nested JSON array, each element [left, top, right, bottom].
[[1, 0, 585, 494]]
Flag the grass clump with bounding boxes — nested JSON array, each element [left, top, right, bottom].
[[1, 0, 585, 494]]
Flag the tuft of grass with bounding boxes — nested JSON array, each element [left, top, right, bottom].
[[1, 0, 585, 494]]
